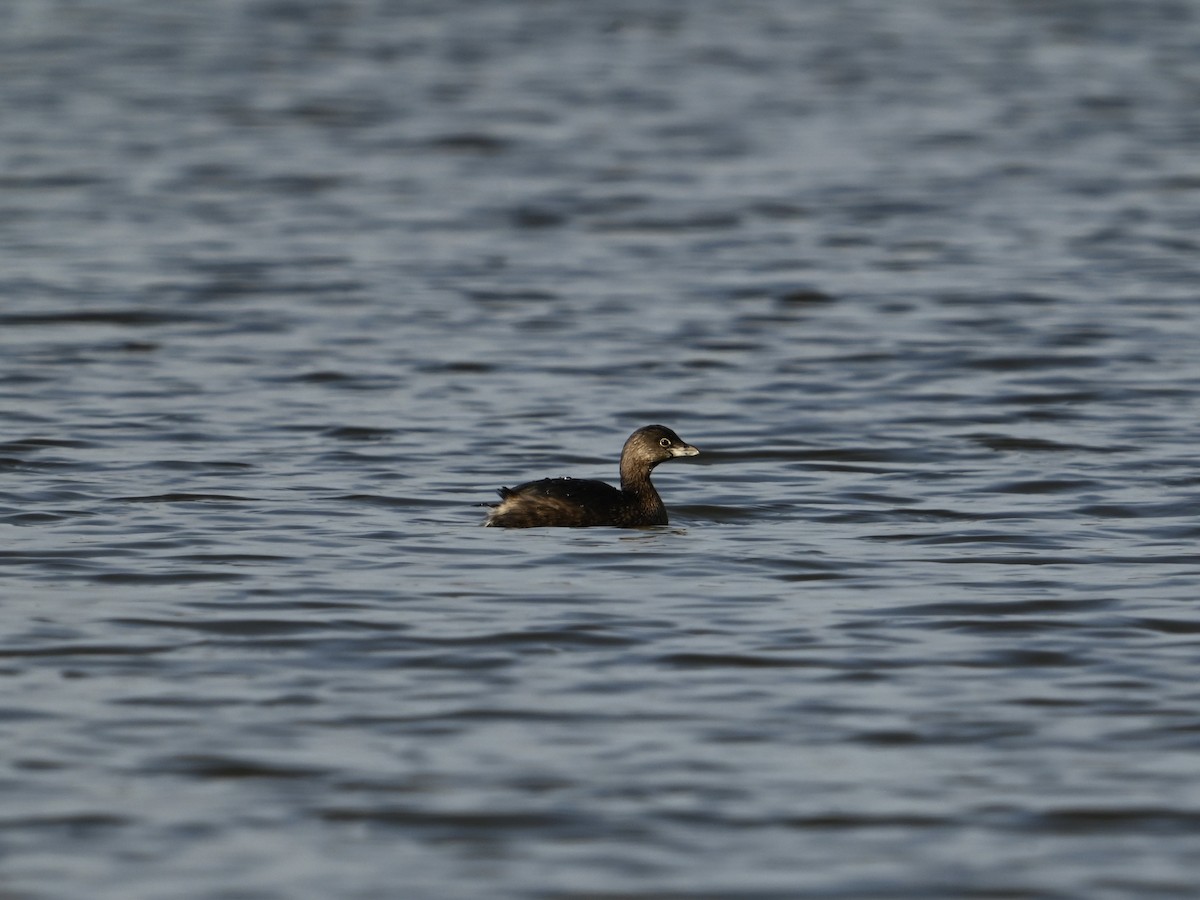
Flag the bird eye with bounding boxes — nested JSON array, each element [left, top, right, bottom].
[[659, 437, 671, 447]]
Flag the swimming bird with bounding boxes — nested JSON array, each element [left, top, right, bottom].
[[484, 425, 699, 528]]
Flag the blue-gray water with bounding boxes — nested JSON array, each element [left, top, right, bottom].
[[3, 2, 1200, 898]]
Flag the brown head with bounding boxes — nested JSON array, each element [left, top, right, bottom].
[[619, 425, 699, 490]]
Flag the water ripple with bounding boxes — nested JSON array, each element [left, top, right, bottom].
[[4, 1, 1200, 898]]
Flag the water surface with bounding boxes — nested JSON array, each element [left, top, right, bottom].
[[3, 2, 1200, 898]]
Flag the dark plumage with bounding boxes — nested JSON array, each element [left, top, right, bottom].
[[484, 425, 700, 528]]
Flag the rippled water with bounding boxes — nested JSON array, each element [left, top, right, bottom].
[[3, 1, 1200, 898]]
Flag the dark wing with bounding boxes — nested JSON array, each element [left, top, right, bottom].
[[487, 478, 625, 528]]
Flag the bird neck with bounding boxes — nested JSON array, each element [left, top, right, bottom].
[[620, 460, 658, 499]]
